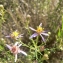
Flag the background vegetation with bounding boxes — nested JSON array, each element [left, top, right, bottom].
[[0, 0, 63, 63]]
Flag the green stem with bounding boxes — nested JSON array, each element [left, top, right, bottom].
[[35, 36, 39, 61]]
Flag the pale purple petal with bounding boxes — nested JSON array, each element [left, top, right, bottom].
[[29, 27, 36, 31], [18, 50, 27, 56], [20, 33, 24, 36], [6, 44, 12, 50], [18, 34, 23, 37], [16, 35, 23, 39], [17, 33, 24, 38], [5, 35, 11, 38], [29, 33, 38, 39], [40, 34, 45, 42], [14, 42, 19, 46], [39, 23, 42, 27], [18, 44, 22, 47], [41, 32, 49, 36], [15, 54, 17, 62], [42, 31, 47, 33]]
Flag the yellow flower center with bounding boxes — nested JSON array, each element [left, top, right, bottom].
[[11, 31, 19, 38], [36, 27, 43, 34]]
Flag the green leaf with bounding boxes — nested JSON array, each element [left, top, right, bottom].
[[0, 45, 4, 51]]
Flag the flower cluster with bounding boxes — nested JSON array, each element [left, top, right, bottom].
[[5, 23, 50, 62]]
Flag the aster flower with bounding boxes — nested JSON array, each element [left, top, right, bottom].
[[5, 30, 23, 39], [6, 42, 27, 62], [29, 23, 49, 42]]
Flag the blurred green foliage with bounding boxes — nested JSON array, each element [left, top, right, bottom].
[[0, 5, 5, 28]]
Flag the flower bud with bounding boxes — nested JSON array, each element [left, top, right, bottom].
[[42, 54, 49, 60], [40, 46, 45, 51]]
